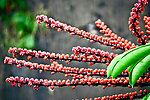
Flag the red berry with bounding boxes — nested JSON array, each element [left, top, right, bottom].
[[89, 62, 93, 66], [11, 82, 16, 86], [111, 46, 115, 50], [72, 86, 76, 89], [33, 85, 38, 90], [90, 40, 94, 43], [139, 90, 143, 94], [44, 56, 48, 60], [57, 28, 61, 32], [39, 70, 43, 73], [51, 72, 55, 75], [17, 64, 21, 68], [144, 89, 147, 93], [102, 86, 106, 89], [65, 60, 70, 64], [50, 86, 55, 90], [27, 56, 32, 60]]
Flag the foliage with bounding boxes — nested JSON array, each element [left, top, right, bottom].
[[0, 0, 37, 49], [107, 43, 150, 87]]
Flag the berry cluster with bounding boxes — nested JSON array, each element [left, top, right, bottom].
[[6, 56, 147, 78], [4, 0, 150, 99], [95, 19, 136, 50], [8, 47, 110, 64], [5, 56, 150, 78], [4, 57, 108, 77], [82, 89, 147, 100], [5, 76, 150, 91], [144, 16, 150, 36], [128, 0, 148, 45], [36, 15, 138, 51], [72, 46, 116, 65], [6, 76, 149, 100]]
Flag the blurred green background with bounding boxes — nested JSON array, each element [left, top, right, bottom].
[[0, 0, 150, 100], [0, 0, 38, 49]]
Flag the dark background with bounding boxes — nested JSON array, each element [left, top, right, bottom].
[[0, 0, 150, 100]]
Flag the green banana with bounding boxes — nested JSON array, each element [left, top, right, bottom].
[[130, 54, 150, 86], [111, 45, 150, 78]]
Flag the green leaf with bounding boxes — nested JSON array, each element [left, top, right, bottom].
[[131, 54, 150, 86], [0, 0, 8, 9], [107, 43, 150, 78], [17, 34, 34, 49], [11, 12, 26, 24], [11, 12, 27, 31], [128, 56, 147, 87], [111, 45, 150, 78], [24, 34, 34, 49], [24, 16, 35, 32], [141, 93, 150, 100], [107, 54, 123, 78], [18, 30, 24, 36], [18, 1, 26, 9]]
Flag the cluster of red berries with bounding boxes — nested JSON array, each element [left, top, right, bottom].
[[72, 46, 117, 66], [95, 19, 136, 51], [8, 47, 110, 65], [82, 89, 147, 100], [129, 0, 148, 45], [36, 15, 138, 51], [6, 57, 148, 78], [4, 57, 106, 76], [72, 46, 116, 65], [5, 74, 150, 91], [6, 56, 149, 78], [4, 0, 150, 99], [72, 46, 115, 57], [144, 16, 150, 36]]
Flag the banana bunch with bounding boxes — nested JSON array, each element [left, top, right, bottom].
[[107, 42, 150, 87]]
